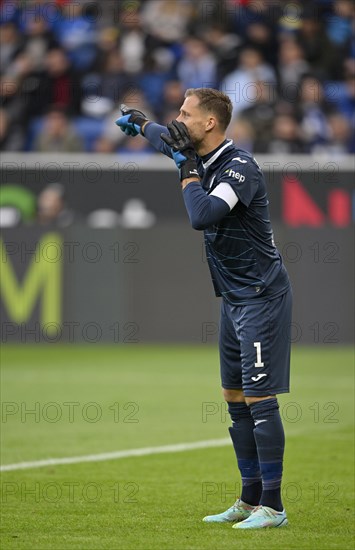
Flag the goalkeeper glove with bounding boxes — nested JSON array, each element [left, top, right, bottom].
[[115, 104, 148, 136], [160, 121, 199, 181]]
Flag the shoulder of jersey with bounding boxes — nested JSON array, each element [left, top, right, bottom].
[[220, 149, 259, 179], [230, 147, 255, 166]]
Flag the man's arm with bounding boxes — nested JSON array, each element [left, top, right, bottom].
[[115, 105, 173, 158], [142, 121, 173, 158], [161, 120, 238, 230], [182, 181, 238, 230]]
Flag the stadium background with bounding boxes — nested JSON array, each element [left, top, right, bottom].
[[0, 1, 354, 549]]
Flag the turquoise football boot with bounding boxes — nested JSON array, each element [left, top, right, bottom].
[[203, 499, 256, 523], [234, 505, 288, 529]]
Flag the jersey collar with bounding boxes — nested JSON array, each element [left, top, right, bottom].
[[201, 139, 233, 170]]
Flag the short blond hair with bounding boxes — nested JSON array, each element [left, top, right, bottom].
[[185, 88, 233, 131]]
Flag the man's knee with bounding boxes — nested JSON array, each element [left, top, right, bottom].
[[222, 388, 245, 402], [245, 395, 275, 406], [222, 389, 276, 404]]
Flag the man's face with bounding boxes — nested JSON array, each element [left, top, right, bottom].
[[38, 190, 63, 219], [176, 95, 210, 148], [46, 111, 67, 137]]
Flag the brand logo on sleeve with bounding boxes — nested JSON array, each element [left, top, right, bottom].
[[224, 169, 245, 182], [232, 157, 247, 163]]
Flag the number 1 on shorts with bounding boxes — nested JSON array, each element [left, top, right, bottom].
[[254, 342, 264, 367]]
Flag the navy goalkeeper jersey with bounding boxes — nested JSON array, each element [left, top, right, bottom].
[[145, 125, 290, 305]]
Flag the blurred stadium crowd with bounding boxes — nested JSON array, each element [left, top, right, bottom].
[[0, 0, 354, 156]]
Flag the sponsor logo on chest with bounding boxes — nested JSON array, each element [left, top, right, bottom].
[[224, 169, 245, 182]]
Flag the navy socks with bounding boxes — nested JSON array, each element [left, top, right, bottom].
[[227, 402, 262, 506], [249, 398, 285, 512], [228, 398, 285, 512]]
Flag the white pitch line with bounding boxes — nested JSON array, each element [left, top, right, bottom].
[[0, 438, 230, 472]]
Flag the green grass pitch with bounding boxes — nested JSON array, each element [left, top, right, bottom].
[[0, 345, 354, 549]]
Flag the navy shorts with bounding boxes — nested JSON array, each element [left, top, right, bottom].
[[219, 289, 292, 396]]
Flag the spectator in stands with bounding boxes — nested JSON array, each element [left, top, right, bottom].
[[37, 183, 76, 227], [238, 80, 277, 153], [22, 13, 58, 72], [0, 107, 24, 151], [278, 37, 310, 103], [267, 114, 304, 154], [221, 46, 276, 118], [315, 112, 353, 156], [297, 75, 334, 154], [325, 0, 354, 52], [338, 70, 355, 152], [229, 0, 279, 41], [0, 0, 352, 155], [227, 117, 255, 153], [331, 62, 355, 120], [244, 21, 277, 67], [201, 23, 242, 83], [0, 22, 23, 75], [31, 47, 81, 117], [0, 74, 26, 143], [93, 135, 117, 154], [141, 0, 193, 47], [330, 112, 354, 154], [139, 52, 172, 113], [177, 37, 217, 90], [90, 26, 120, 79], [118, 2, 147, 75], [33, 107, 84, 153], [0, 74, 21, 113], [118, 134, 154, 155], [51, 1, 98, 72], [158, 79, 185, 121], [80, 48, 128, 121], [86, 50, 130, 105], [297, 11, 340, 80]]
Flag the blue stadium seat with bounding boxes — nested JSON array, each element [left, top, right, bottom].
[[73, 117, 105, 152], [26, 116, 104, 152]]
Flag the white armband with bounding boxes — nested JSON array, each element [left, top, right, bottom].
[[210, 182, 239, 210]]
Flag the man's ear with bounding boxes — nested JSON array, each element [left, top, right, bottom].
[[206, 117, 216, 132]]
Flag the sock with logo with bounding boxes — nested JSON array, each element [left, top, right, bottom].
[[249, 398, 285, 512], [227, 401, 262, 506]]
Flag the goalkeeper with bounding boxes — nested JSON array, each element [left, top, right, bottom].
[[115, 88, 292, 530]]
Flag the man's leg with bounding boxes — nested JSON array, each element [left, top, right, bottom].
[[233, 290, 292, 529], [219, 301, 262, 507], [203, 301, 259, 523], [247, 395, 285, 511], [223, 388, 286, 512], [223, 389, 262, 507], [233, 393, 288, 529]]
